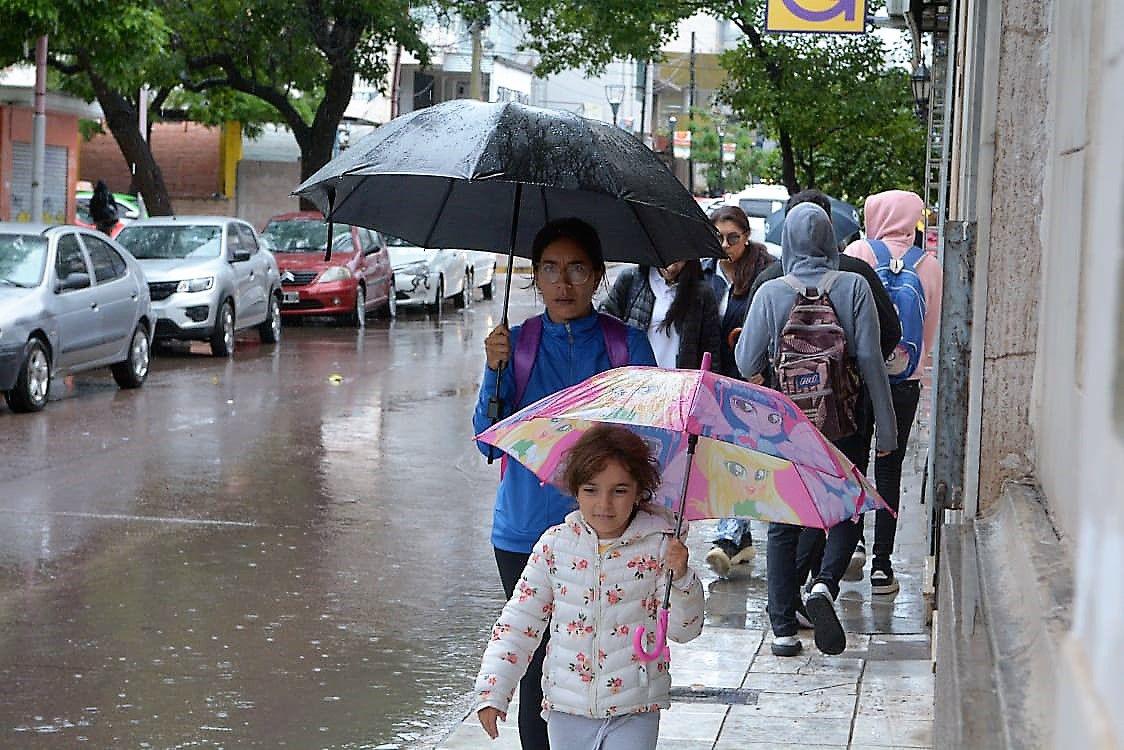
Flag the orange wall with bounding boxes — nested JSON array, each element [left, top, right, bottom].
[[80, 121, 223, 199], [0, 105, 81, 222]]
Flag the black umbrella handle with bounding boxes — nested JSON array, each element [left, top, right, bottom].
[[486, 185, 523, 464], [662, 433, 698, 610]]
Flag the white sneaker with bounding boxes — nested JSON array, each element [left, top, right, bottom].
[[771, 635, 803, 657], [845, 541, 867, 581], [805, 583, 846, 656], [705, 546, 732, 578]]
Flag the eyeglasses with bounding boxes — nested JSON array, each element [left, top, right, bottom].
[[537, 261, 593, 285], [719, 231, 745, 246]]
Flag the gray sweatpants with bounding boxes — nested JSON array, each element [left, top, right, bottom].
[[546, 710, 660, 750]]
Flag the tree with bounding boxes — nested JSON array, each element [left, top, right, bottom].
[[685, 108, 777, 195], [0, 0, 180, 214], [170, 0, 428, 190], [719, 3, 925, 201]]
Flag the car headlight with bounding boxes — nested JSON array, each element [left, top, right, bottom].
[[176, 276, 214, 293], [318, 266, 353, 283], [398, 261, 429, 277]]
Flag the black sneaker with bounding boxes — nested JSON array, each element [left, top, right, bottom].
[[804, 583, 846, 655], [870, 565, 900, 595]]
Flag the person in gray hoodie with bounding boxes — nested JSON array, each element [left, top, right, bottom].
[[735, 202, 897, 657]]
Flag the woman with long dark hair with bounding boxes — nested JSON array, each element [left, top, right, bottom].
[[473, 217, 657, 750], [599, 259, 721, 370], [701, 204, 779, 577]]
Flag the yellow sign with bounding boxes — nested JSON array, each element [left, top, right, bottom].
[[766, 0, 867, 34]]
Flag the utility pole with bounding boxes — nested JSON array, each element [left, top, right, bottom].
[[469, 20, 484, 101], [30, 36, 47, 223], [688, 32, 696, 195]]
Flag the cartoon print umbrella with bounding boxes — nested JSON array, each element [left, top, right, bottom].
[[474, 357, 889, 660]]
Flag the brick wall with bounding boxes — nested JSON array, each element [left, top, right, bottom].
[[80, 121, 222, 199]]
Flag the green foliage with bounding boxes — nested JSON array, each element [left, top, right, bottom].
[[685, 108, 775, 194]]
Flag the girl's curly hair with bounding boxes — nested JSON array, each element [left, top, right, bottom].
[[561, 424, 662, 504]]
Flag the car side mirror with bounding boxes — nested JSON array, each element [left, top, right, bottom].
[[231, 250, 252, 263], [56, 272, 91, 292]]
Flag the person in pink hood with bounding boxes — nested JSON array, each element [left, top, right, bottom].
[[844, 190, 942, 595]]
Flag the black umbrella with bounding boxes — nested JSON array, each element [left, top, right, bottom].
[[764, 197, 861, 246], [295, 99, 721, 458]]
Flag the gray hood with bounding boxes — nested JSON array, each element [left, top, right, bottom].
[[780, 202, 838, 285]]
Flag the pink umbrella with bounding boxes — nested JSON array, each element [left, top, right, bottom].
[[475, 354, 889, 660]]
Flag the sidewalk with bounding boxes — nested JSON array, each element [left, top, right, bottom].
[[439, 414, 935, 750]]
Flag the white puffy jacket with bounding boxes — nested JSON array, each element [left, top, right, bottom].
[[475, 507, 704, 718]]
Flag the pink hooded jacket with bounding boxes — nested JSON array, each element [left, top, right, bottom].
[[844, 190, 942, 381]]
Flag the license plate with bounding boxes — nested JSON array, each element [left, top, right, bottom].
[[283, 291, 300, 304]]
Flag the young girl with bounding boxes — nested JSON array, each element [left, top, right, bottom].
[[475, 425, 704, 748]]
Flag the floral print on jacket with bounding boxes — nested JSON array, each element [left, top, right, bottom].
[[474, 507, 704, 719]]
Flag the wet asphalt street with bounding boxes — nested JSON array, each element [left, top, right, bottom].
[[0, 276, 542, 748]]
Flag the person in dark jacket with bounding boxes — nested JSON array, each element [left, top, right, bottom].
[[700, 205, 778, 576], [88, 180, 122, 237], [473, 217, 657, 750], [599, 260, 721, 371]]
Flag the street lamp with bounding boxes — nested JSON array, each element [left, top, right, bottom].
[[604, 84, 625, 127], [910, 62, 932, 125]]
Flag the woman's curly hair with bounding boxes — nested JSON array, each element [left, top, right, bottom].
[[561, 424, 662, 504]]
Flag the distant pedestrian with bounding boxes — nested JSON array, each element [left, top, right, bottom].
[[844, 190, 942, 594], [473, 217, 657, 750], [88, 180, 123, 237], [600, 260, 721, 370], [699, 205, 779, 577], [736, 202, 897, 657], [474, 424, 704, 749]]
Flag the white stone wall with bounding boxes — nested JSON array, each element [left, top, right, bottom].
[[1052, 0, 1124, 743]]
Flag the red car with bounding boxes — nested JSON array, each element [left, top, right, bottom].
[[262, 212, 395, 325]]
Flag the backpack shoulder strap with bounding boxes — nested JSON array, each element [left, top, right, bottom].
[[513, 314, 543, 407], [867, 239, 892, 269], [902, 245, 927, 269], [819, 269, 844, 294], [597, 313, 631, 368], [780, 274, 806, 294]]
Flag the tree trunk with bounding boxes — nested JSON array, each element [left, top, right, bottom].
[[778, 129, 800, 195], [296, 61, 356, 210], [87, 71, 174, 216]]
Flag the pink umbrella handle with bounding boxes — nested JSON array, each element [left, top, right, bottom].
[[700, 352, 712, 372], [632, 607, 671, 662]]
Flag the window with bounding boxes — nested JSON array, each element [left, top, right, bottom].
[[55, 234, 89, 282], [226, 225, 244, 257], [83, 235, 127, 283], [237, 225, 259, 254]]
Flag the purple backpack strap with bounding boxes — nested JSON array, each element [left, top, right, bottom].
[[597, 313, 631, 368], [512, 314, 544, 408]]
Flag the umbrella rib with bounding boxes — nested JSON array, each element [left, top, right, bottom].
[[628, 201, 665, 267], [423, 179, 457, 248]]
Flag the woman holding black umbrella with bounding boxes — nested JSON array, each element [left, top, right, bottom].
[[472, 217, 657, 750]]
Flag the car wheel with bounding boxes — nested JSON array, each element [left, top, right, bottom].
[[482, 269, 495, 300], [210, 300, 235, 357], [382, 279, 398, 319], [346, 284, 367, 327], [454, 270, 472, 308], [259, 293, 282, 344], [426, 278, 444, 314], [111, 324, 150, 389], [5, 338, 51, 413]]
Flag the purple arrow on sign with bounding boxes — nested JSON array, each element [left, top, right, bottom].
[[782, 0, 858, 22]]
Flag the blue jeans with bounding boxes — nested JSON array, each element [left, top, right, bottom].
[[766, 427, 871, 637], [712, 517, 753, 549]]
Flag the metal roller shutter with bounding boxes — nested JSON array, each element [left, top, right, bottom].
[[9, 142, 69, 224]]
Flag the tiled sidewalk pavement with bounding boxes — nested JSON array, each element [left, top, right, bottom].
[[439, 413, 935, 750]]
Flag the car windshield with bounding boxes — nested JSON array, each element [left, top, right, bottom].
[[263, 220, 350, 253], [0, 234, 48, 287], [739, 198, 785, 218], [117, 225, 222, 260]]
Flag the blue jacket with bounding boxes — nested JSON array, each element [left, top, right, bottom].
[[473, 310, 657, 553]]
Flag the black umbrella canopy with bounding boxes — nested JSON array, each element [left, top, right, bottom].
[[294, 100, 722, 267], [764, 197, 861, 246]]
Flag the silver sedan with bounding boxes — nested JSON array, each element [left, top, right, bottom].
[[0, 223, 153, 413]]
